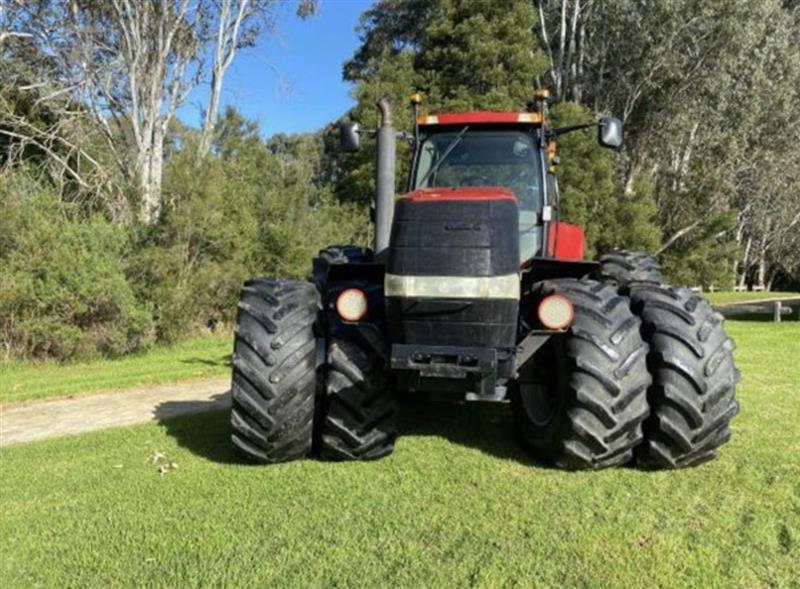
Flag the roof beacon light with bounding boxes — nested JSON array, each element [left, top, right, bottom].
[[336, 288, 368, 322], [537, 294, 574, 330]]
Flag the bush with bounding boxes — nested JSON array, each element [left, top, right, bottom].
[[130, 122, 366, 343], [0, 171, 154, 360]]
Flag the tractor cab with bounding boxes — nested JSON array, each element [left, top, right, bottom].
[[409, 112, 549, 262]]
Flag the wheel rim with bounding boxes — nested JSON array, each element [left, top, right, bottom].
[[519, 382, 559, 426], [517, 337, 565, 427]]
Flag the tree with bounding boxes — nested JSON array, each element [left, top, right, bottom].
[[339, 0, 548, 207], [198, 0, 318, 158], [1, 2, 131, 220], [6, 0, 318, 224], [5, 1, 205, 223], [535, 0, 800, 287], [550, 101, 659, 256]]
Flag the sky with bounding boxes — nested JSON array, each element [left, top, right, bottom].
[[178, 0, 374, 138]]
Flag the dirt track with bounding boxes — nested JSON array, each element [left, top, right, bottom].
[[0, 377, 231, 447]]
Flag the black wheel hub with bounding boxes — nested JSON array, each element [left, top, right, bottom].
[[519, 381, 559, 426]]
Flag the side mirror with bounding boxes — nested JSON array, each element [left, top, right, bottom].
[[598, 117, 623, 149], [340, 122, 361, 152]]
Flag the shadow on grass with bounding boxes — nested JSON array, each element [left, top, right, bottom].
[[180, 354, 232, 368], [397, 397, 537, 464], [154, 393, 248, 465], [154, 392, 538, 466]]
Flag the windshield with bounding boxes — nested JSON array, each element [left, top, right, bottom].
[[412, 129, 544, 260], [413, 130, 542, 210]]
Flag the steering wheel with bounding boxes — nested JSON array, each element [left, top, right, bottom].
[[460, 175, 492, 186]]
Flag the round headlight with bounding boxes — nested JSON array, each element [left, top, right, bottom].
[[537, 294, 574, 330], [336, 288, 368, 322]]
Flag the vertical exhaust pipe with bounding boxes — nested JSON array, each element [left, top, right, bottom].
[[375, 98, 396, 255]]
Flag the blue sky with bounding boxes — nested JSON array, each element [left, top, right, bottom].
[[179, 0, 373, 138]]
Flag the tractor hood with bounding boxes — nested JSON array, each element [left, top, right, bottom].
[[399, 186, 517, 203], [386, 185, 520, 362]]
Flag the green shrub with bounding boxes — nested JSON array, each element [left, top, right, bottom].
[[0, 171, 154, 360], [131, 124, 365, 343]]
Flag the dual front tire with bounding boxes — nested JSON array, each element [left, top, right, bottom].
[[512, 276, 739, 470], [230, 279, 318, 463], [231, 264, 396, 464], [511, 278, 651, 469]]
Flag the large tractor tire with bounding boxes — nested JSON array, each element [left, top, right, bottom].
[[627, 284, 740, 469], [230, 278, 319, 463], [320, 337, 398, 460], [598, 250, 662, 286], [511, 278, 651, 470]]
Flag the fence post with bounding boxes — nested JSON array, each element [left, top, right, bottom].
[[773, 301, 782, 323]]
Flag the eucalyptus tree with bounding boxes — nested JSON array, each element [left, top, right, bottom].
[[3, 0, 316, 224], [535, 0, 800, 287]]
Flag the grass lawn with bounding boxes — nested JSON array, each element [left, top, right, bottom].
[[704, 290, 800, 306], [0, 334, 232, 405], [1, 319, 799, 588]]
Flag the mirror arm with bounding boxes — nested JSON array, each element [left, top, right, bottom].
[[547, 122, 598, 138]]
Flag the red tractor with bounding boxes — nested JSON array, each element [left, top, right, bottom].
[[229, 93, 739, 470]]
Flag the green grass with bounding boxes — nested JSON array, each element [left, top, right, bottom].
[[704, 290, 799, 305], [1, 320, 799, 588], [0, 335, 232, 405]]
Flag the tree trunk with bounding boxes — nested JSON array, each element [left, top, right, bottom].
[[199, 65, 223, 158], [755, 243, 767, 291], [564, 0, 581, 100], [737, 236, 751, 290], [555, 0, 568, 98], [138, 127, 164, 224], [623, 159, 641, 196], [574, 5, 585, 103]]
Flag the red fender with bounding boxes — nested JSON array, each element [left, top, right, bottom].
[[547, 221, 585, 260]]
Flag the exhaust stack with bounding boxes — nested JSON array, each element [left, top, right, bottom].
[[375, 98, 396, 255]]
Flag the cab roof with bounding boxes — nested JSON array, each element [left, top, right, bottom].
[[417, 111, 543, 126]]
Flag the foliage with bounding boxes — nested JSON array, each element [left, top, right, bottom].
[[0, 108, 363, 361], [131, 110, 363, 343], [660, 212, 739, 289], [414, 0, 547, 112], [2, 0, 798, 362], [550, 102, 659, 256], [0, 170, 153, 360]]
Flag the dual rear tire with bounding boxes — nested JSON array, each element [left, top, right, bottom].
[[627, 283, 740, 468], [597, 250, 663, 286]]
